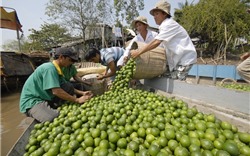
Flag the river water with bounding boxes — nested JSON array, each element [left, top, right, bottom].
[[1, 89, 33, 156]]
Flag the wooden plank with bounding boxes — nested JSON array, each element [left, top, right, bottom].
[[7, 119, 38, 156]]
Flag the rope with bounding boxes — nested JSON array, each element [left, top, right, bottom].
[[16, 77, 19, 90], [3, 77, 10, 92]]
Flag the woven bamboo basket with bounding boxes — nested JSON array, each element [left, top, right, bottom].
[[131, 41, 167, 79]]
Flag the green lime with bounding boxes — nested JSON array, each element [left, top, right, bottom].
[[222, 140, 240, 156], [174, 146, 189, 156], [108, 132, 120, 143], [117, 138, 127, 149], [148, 144, 160, 156]]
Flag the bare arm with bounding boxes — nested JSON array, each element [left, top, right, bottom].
[[74, 88, 93, 97], [130, 39, 162, 58], [52, 88, 91, 104], [240, 52, 250, 60], [97, 61, 116, 80]]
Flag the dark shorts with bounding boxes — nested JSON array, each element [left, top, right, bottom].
[[162, 64, 193, 81], [171, 64, 193, 80], [50, 82, 75, 108]]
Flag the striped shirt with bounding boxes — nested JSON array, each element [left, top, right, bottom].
[[100, 47, 124, 66]]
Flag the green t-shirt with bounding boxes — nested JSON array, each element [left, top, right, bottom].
[[62, 65, 77, 81], [19, 62, 63, 113]]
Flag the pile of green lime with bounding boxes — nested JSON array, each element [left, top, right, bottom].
[[24, 59, 250, 156], [220, 83, 250, 92], [110, 59, 136, 92]]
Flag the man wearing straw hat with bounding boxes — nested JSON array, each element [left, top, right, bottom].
[[121, 16, 158, 65], [131, 0, 197, 80], [121, 16, 159, 86]]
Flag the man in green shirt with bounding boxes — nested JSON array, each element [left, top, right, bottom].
[[20, 47, 93, 123], [62, 64, 92, 90]]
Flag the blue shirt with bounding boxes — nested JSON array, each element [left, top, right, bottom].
[[100, 47, 124, 66]]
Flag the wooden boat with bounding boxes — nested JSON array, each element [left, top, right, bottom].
[[7, 68, 250, 155]]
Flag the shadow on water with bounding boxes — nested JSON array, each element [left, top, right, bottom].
[[1, 88, 33, 156]]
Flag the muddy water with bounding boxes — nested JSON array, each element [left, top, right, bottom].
[[1, 90, 33, 156]]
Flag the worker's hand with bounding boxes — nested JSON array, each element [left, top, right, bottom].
[[123, 56, 129, 64], [76, 95, 92, 104], [130, 49, 140, 58], [240, 52, 250, 60]]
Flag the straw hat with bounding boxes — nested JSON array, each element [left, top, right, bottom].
[[132, 16, 148, 28], [150, 0, 171, 16]]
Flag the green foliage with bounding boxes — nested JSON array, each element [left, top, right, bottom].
[[45, 0, 113, 39], [28, 23, 72, 50], [114, 0, 144, 26], [2, 40, 21, 52], [44, 0, 145, 50], [176, 0, 250, 56], [1, 37, 31, 52], [2, 23, 71, 52], [220, 83, 250, 92]]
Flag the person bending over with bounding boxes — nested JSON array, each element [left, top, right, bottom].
[[84, 47, 124, 81]]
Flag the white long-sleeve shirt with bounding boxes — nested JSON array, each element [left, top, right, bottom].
[[155, 18, 197, 71], [124, 30, 158, 57]]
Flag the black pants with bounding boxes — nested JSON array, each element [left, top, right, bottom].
[[71, 82, 86, 91], [50, 82, 75, 108]]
